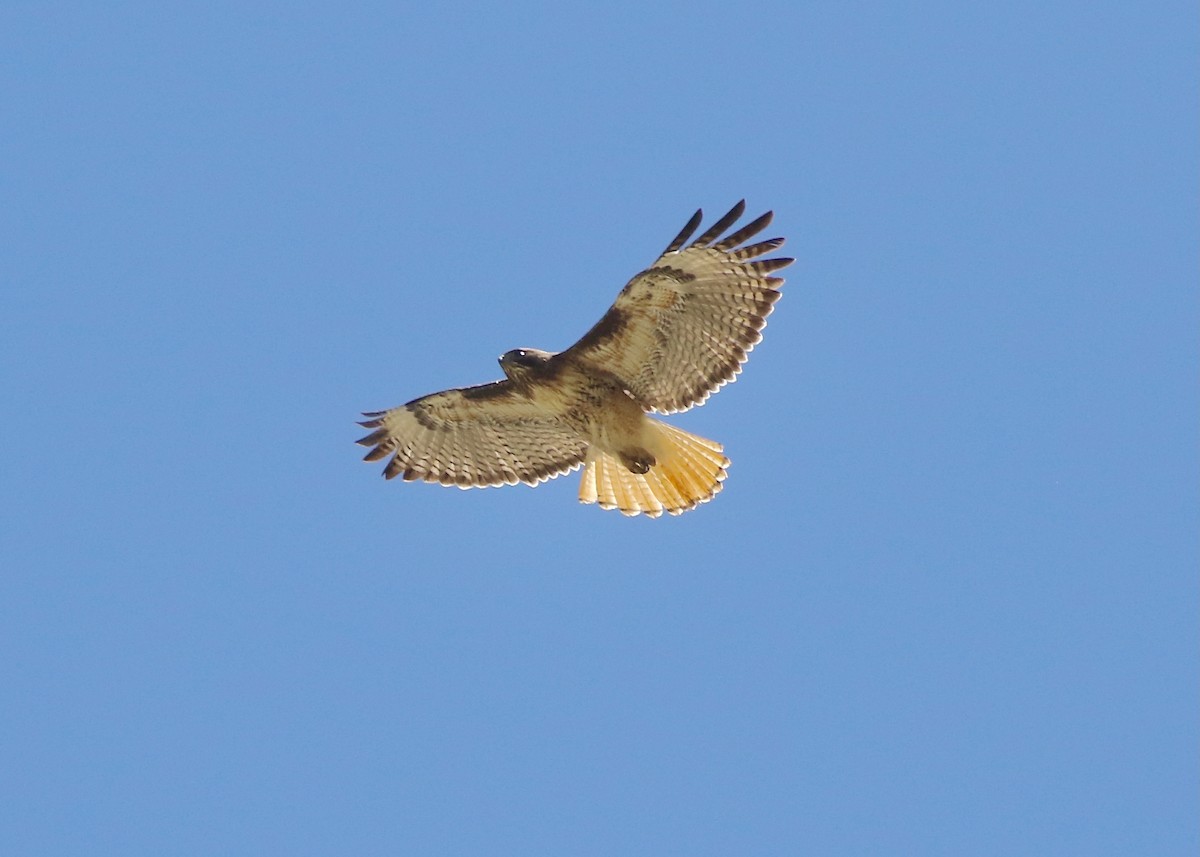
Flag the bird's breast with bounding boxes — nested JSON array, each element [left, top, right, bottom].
[[524, 362, 638, 434]]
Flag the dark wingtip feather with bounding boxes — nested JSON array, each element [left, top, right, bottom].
[[361, 442, 393, 462], [663, 208, 704, 254], [357, 427, 389, 447], [714, 210, 774, 251], [691, 200, 746, 248], [729, 237, 785, 260], [748, 257, 795, 275]]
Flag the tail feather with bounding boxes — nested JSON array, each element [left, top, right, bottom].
[[578, 420, 730, 517], [645, 465, 685, 512], [631, 461, 665, 516]]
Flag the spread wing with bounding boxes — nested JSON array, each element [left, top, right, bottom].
[[357, 381, 588, 487], [560, 201, 793, 414]]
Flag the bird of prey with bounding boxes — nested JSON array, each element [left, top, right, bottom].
[[357, 201, 792, 517]]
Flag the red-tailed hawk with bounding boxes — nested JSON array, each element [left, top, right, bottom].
[[358, 201, 792, 517]]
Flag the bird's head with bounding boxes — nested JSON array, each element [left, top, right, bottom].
[[498, 348, 553, 383]]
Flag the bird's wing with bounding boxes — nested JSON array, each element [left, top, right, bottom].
[[560, 201, 792, 414], [357, 380, 588, 487]]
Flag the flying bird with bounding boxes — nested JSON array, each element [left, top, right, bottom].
[[357, 200, 793, 517]]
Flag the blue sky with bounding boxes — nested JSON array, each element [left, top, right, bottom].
[[2, 1, 1196, 854]]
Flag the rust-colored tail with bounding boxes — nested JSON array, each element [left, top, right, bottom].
[[578, 420, 729, 517]]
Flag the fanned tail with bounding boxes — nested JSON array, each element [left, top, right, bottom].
[[578, 420, 729, 517]]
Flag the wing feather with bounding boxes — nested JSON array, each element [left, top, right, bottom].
[[357, 381, 587, 487], [713, 210, 773, 251], [690, 199, 746, 247], [562, 202, 793, 414], [662, 208, 704, 254]]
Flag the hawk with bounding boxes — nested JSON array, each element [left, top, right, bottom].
[[357, 200, 793, 517]]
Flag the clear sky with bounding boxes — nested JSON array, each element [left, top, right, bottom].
[[2, 2, 1196, 854]]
